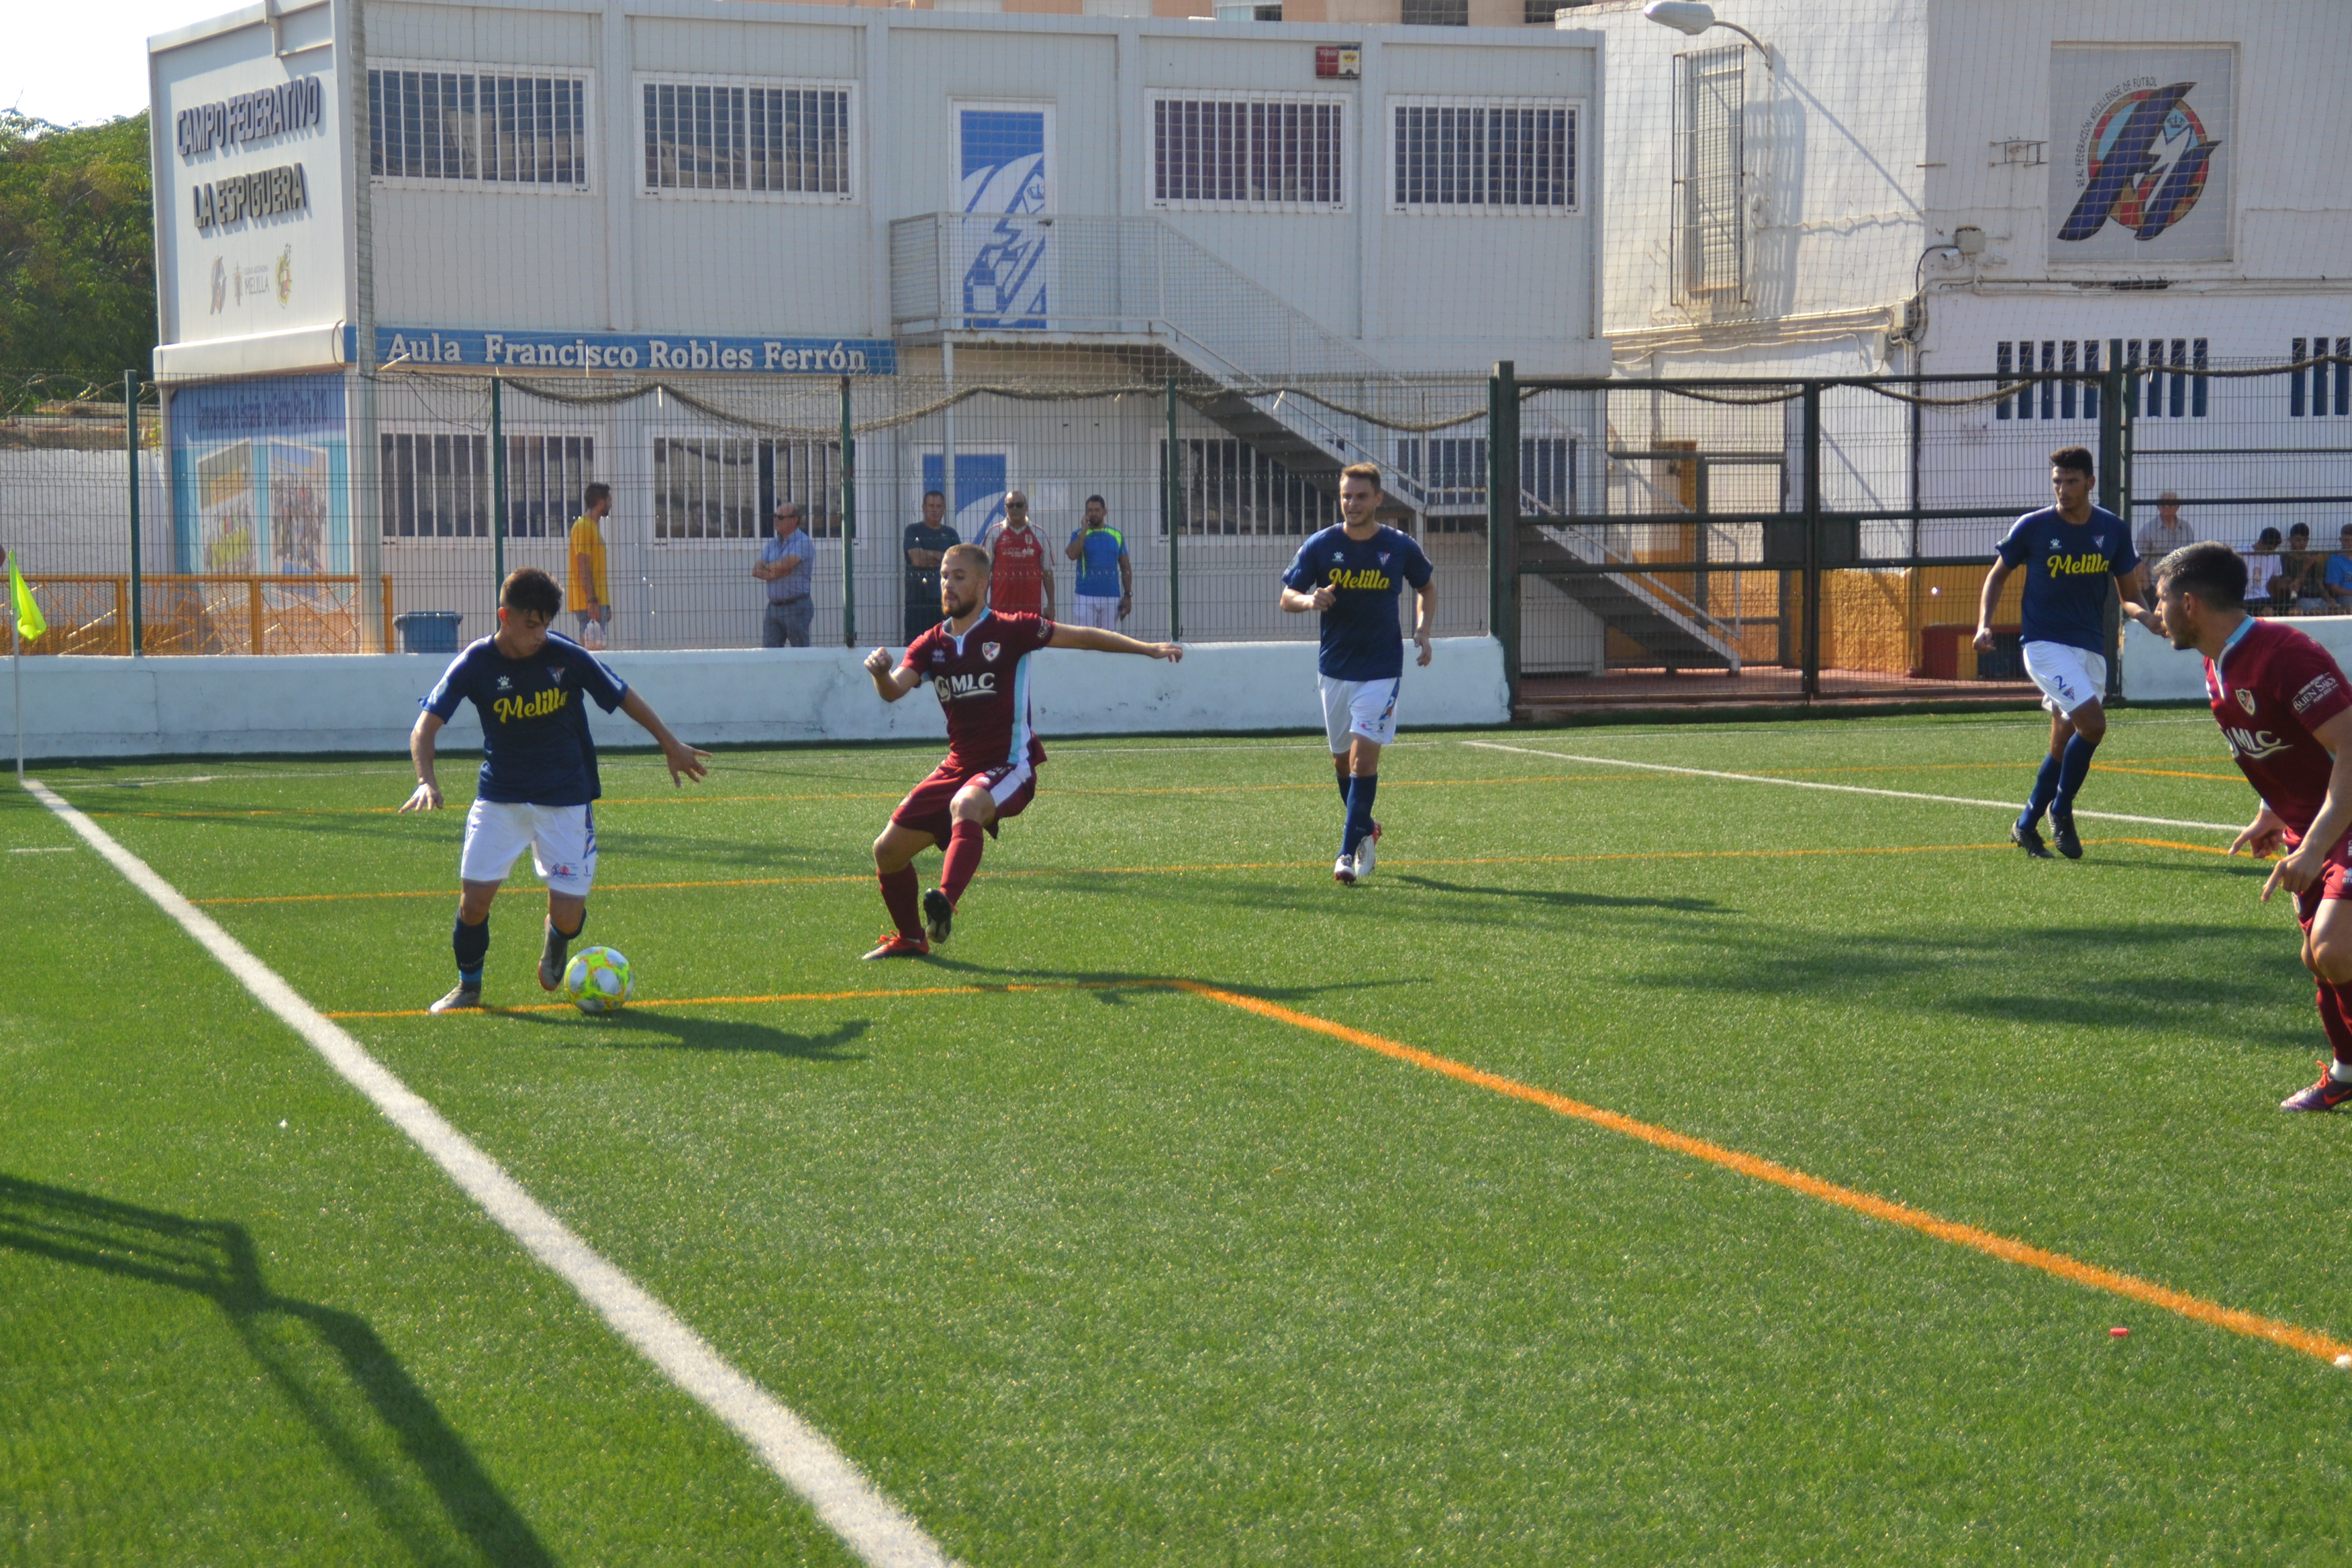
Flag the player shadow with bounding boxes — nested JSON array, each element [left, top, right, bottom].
[[1386, 872, 1723, 913], [916, 956, 1426, 1007], [511, 1010, 871, 1062], [0, 1172, 554, 1567]]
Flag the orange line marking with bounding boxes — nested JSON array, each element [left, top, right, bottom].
[[1170, 981, 2351, 1366]]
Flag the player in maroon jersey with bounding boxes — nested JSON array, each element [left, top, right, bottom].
[[860, 541, 1183, 958], [2155, 542, 2352, 1109]]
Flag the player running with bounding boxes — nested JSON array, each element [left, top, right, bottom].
[[1278, 462, 1434, 885], [2155, 542, 2352, 1109], [402, 568, 709, 1011], [861, 541, 1181, 959], [1975, 445, 2155, 860]]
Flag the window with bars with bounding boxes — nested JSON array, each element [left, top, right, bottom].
[[1675, 46, 1745, 300], [2291, 336, 2351, 417], [1151, 95, 1345, 210], [640, 80, 853, 198], [1401, 0, 1469, 23], [1391, 99, 1575, 214], [1394, 437, 1575, 512], [1995, 338, 2208, 421], [1166, 440, 1338, 537], [653, 436, 841, 542], [378, 434, 594, 538], [369, 67, 590, 187]]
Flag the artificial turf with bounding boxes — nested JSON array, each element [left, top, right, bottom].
[[8, 710, 2352, 1563]]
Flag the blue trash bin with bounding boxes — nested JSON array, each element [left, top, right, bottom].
[[394, 611, 463, 655]]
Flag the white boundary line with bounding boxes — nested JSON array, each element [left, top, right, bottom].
[[1461, 741, 2247, 834], [21, 778, 960, 1568]]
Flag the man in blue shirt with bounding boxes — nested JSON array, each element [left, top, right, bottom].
[[1064, 495, 1130, 629], [1279, 462, 1435, 885], [403, 568, 710, 1011], [753, 501, 817, 647], [1974, 446, 2156, 860]]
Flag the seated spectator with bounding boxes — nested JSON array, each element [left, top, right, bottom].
[[2281, 523, 2328, 613], [2325, 525, 2352, 613], [2244, 527, 2285, 612]]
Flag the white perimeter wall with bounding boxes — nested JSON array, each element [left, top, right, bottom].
[[1, 636, 1506, 760], [2120, 616, 2352, 707]]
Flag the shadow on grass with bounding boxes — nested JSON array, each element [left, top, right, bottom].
[[915, 956, 1427, 1009], [0, 1172, 553, 1566], [511, 1009, 871, 1062], [1387, 873, 1723, 913]]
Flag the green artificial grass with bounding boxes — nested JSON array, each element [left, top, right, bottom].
[[8, 711, 2352, 1562]]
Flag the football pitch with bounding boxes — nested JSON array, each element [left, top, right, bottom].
[[12, 712, 2352, 1563]]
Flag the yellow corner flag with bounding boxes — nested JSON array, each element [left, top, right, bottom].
[[10, 551, 46, 642]]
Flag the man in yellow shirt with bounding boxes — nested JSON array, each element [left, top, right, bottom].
[[569, 483, 612, 643]]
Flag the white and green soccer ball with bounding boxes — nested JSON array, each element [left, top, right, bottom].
[[562, 946, 634, 1014]]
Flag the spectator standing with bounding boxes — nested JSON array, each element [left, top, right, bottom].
[[754, 501, 817, 647], [570, 483, 612, 646], [2325, 525, 2352, 613], [2246, 527, 2286, 612], [2283, 523, 2329, 614], [981, 491, 1054, 618], [903, 489, 960, 645], [2136, 491, 2195, 565], [1064, 495, 1131, 630]]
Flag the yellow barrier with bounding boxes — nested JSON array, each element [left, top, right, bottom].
[[15, 575, 396, 656]]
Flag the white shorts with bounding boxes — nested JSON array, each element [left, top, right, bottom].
[[2022, 640, 2108, 718], [1071, 594, 1121, 630], [1320, 674, 1403, 752], [459, 800, 598, 896]]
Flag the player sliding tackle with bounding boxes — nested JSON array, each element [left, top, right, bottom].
[[2155, 542, 2352, 1111], [1976, 445, 2156, 860], [1278, 462, 1435, 885], [861, 541, 1182, 960]]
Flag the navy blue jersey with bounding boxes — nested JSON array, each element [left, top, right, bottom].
[[1995, 505, 2139, 654], [422, 633, 630, 806], [1282, 524, 1435, 681]]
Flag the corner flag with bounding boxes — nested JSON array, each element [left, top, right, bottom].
[[9, 553, 44, 642]]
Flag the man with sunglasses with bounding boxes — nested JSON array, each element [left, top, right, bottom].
[[981, 490, 1054, 619]]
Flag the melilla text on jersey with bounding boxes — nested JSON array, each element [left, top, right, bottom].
[[493, 687, 570, 724], [1327, 567, 1394, 591], [2043, 551, 2112, 577]]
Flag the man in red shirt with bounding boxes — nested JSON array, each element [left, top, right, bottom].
[[980, 489, 1054, 619], [2156, 541, 2352, 1109], [860, 542, 1182, 958]]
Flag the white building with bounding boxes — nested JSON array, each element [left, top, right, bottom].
[[144, 0, 1605, 651]]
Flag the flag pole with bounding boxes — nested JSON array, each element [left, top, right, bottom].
[[12, 601, 21, 785]]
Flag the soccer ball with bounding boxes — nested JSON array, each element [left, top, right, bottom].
[[562, 946, 634, 1013]]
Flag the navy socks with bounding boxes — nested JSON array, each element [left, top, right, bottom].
[[454, 913, 489, 984], [2019, 754, 2063, 828], [2055, 732, 2098, 812], [1343, 774, 1379, 858]]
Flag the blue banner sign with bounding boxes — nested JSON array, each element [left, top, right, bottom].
[[354, 325, 898, 376]]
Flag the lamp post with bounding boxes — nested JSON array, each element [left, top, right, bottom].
[[1642, 1, 1773, 62]]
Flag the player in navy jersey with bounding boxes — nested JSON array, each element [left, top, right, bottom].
[[2153, 542, 2352, 1109], [403, 568, 709, 1011], [860, 542, 1183, 959], [1974, 446, 2156, 860], [1279, 462, 1435, 885]]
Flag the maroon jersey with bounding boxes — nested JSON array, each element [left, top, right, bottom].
[[2206, 618, 2352, 836], [902, 609, 1056, 772], [986, 523, 1049, 617]]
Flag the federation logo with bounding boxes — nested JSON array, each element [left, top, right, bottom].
[[210, 257, 227, 314], [275, 245, 293, 305], [981, 642, 1001, 664], [2237, 688, 2258, 715], [2059, 81, 2220, 244]]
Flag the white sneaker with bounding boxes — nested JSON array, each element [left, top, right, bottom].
[[1352, 818, 1382, 880], [1333, 855, 1357, 885]]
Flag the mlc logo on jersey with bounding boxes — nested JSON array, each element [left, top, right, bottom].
[[2223, 725, 2287, 761]]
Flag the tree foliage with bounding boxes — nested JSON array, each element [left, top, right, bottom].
[[0, 111, 157, 380]]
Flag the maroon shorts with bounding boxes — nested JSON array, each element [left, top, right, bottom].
[[889, 756, 1037, 849], [2291, 836, 2352, 930]]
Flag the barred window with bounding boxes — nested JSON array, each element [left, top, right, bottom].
[[1392, 100, 1575, 213], [2291, 336, 2351, 418], [655, 436, 841, 542], [1401, 0, 1469, 23], [369, 67, 589, 187], [1394, 437, 1574, 512], [1166, 439, 1339, 537], [1675, 46, 1744, 299], [2003, 339, 2208, 421], [641, 80, 853, 198], [379, 434, 592, 538], [1152, 95, 1345, 210]]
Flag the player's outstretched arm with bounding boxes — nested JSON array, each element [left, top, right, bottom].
[[402, 712, 446, 812], [2263, 708, 2352, 902], [618, 689, 711, 787], [864, 647, 924, 701], [1279, 585, 1335, 613], [2116, 565, 2158, 632], [1973, 559, 2014, 651], [1413, 579, 1437, 668], [1047, 624, 1183, 662]]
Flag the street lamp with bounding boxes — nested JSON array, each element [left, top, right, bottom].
[[1642, 1, 1771, 57]]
